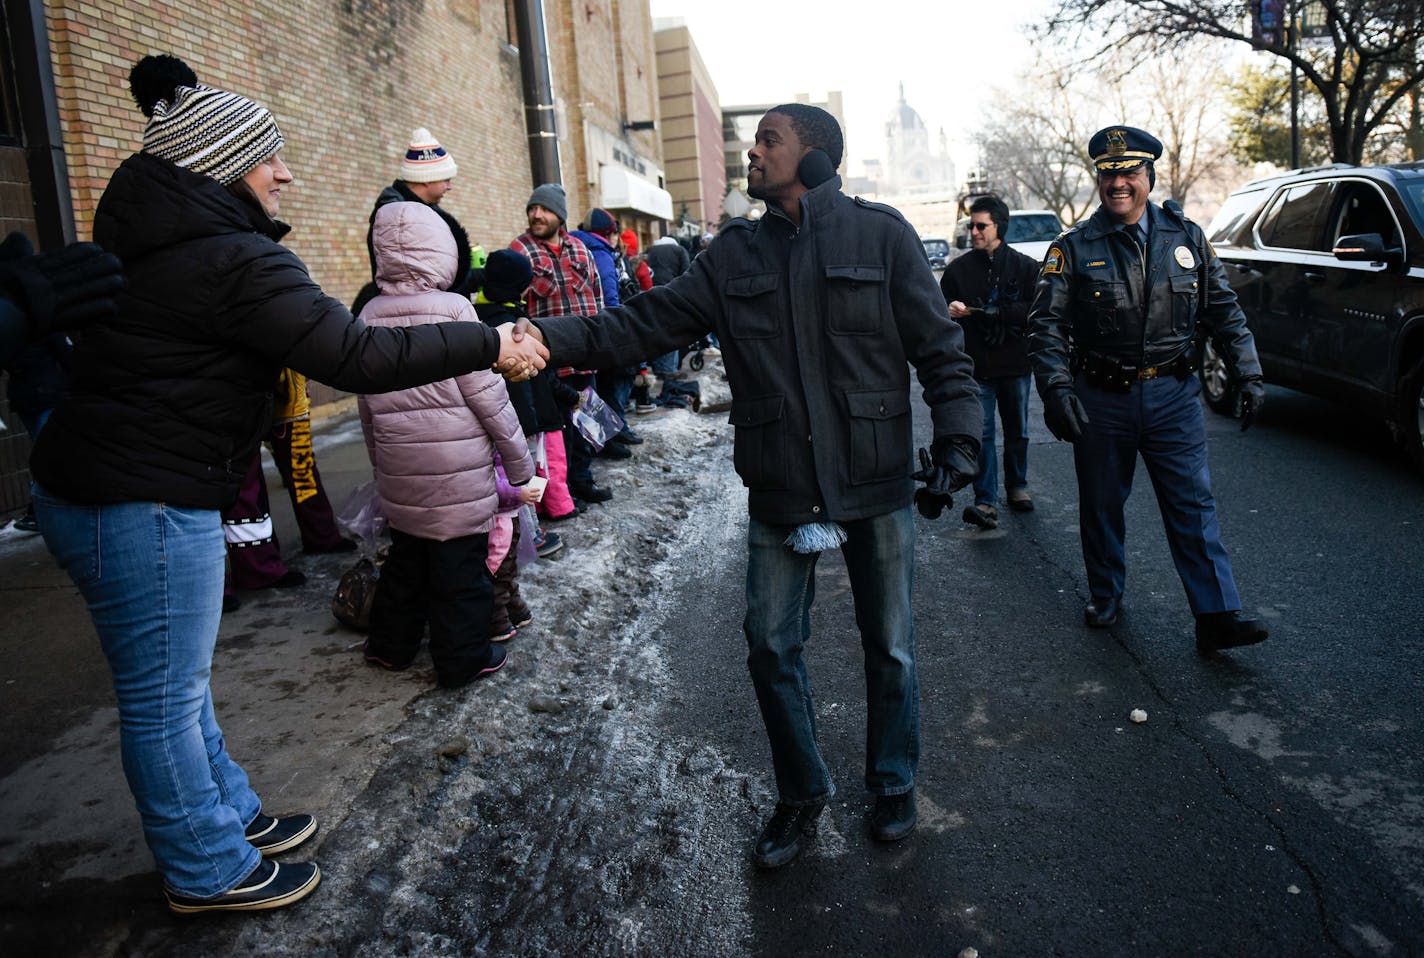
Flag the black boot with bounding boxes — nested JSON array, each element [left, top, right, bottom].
[[1195, 611, 1269, 656], [870, 791, 917, 842], [752, 802, 823, 870]]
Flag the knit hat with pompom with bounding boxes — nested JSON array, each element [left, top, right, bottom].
[[129, 54, 285, 185]]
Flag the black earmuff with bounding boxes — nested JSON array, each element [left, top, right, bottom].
[[797, 149, 836, 189]]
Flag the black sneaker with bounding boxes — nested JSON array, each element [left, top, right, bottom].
[[752, 802, 823, 870], [245, 813, 318, 856], [597, 442, 632, 459], [870, 791, 917, 842], [439, 644, 508, 689], [166, 859, 320, 915]]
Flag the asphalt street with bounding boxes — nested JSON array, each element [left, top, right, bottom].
[[653, 382, 1424, 956], [1, 374, 1421, 957]]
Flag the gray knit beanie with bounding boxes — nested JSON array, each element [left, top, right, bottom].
[[527, 183, 567, 223]]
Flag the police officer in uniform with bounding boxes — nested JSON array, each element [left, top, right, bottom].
[[1028, 125, 1269, 655]]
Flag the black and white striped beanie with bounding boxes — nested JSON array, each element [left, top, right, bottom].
[[138, 72, 284, 185]]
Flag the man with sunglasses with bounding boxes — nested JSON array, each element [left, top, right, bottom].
[[941, 196, 1040, 528], [1028, 125, 1268, 656]]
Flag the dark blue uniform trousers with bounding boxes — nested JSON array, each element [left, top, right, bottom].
[[1072, 372, 1240, 615]]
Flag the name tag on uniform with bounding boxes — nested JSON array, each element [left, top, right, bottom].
[[1083, 259, 1108, 270]]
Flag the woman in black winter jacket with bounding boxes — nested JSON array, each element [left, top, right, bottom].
[[29, 55, 544, 915]]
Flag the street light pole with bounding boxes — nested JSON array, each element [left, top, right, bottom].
[[1289, 0, 1300, 169]]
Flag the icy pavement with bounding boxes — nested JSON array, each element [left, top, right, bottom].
[[2, 361, 763, 956]]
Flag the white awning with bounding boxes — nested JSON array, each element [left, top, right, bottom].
[[600, 165, 673, 220]]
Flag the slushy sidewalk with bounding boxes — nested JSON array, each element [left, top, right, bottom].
[[0, 372, 733, 955]]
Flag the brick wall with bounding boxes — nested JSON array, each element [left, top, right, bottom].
[[5, 1, 665, 517], [44, 0, 539, 313], [539, 0, 660, 230]]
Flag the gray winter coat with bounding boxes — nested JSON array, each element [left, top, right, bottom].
[[534, 176, 980, 525], [359, 203, 533, 540]]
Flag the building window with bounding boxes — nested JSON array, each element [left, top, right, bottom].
[[0, 11, 21, 147], [504, 0, 519, 48]]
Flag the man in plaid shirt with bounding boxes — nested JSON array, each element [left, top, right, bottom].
[[510, 183, 612, 503]]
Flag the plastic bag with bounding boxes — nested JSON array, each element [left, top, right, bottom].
[[516, 503, 539, 568], [571, 385, 625, 451], [335, 479, 386, 556]]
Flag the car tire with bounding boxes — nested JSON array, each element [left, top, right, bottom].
[[1196, 338, 1237, 415], [1401, 356, 1424, 474]]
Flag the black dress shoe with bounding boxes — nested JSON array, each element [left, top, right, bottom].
[[1084, 597, 1120, 628], [569, 482, 613, 503], [870, 791, 917, 842], [752, 802, 823, 869], [612, 427, 644, 445], [1195, 611, 1269, 656], [597, 441, 632, 459]]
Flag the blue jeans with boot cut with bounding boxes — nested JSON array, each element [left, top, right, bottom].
[[33, 485, 263, 897]]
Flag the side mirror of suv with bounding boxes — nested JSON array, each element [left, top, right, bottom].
[[1332, 232, 1405, 269]]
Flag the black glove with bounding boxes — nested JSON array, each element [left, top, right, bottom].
[[1043, 386, 1089, 443], [973, 304, 1008, 347], [1237, 377, 1266, 432], [911, 435, 980, 519], [0, 235, 124, 340]]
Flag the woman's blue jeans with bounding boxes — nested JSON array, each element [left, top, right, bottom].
[[743, 506, 919, 806], [33, 486, 263, 897]]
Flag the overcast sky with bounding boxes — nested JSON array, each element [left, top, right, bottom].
[[648, 0, 1055, 178]]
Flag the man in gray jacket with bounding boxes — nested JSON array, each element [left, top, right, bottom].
[[512, 104, 980, 868]]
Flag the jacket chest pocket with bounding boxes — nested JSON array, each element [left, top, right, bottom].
[[1168, 272, 1199, 335], [724, 272, 780, 340], [530, 267, 558, 301], [569, 258, 596, 294], [845, 387, 910, 485], [825, 264, 886, 335], [729, 394, 788, 489], [1078, 280, 1127, 335]]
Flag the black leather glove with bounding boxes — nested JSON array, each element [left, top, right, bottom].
[[1043, 386, 1089, 443], [911, 435, 980, 519], [0, 234, 124, 340], [1237, 377, 1266, 432], [974, 304, 1008, 347]]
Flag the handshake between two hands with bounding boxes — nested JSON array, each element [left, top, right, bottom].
[[493, 318, 549, 382]]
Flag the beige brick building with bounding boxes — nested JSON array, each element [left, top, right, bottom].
[[653, 23, 724, 237], [0, 0, 671, 516]]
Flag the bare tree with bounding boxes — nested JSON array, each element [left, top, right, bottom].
[[1138, 40, 1236, 205], [1037, 0, 1424, 164], [974, 58, 1105, 224]]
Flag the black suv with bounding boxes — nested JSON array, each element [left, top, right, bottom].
[[1203, 162, 1424, 471]]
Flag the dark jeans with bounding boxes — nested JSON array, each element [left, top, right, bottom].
[[1073, 372, 1240, 614], [743, 506, 918, 805], [562, 373, 595, 488], [367, 528, 497, 686]]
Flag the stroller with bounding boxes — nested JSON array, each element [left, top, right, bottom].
[[682, 334, 713, 372]]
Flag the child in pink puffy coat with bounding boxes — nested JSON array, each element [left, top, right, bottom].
[[358, 202, 535, 688]]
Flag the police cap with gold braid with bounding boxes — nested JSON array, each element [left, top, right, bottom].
[[1088, 126, 1162, 173]]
